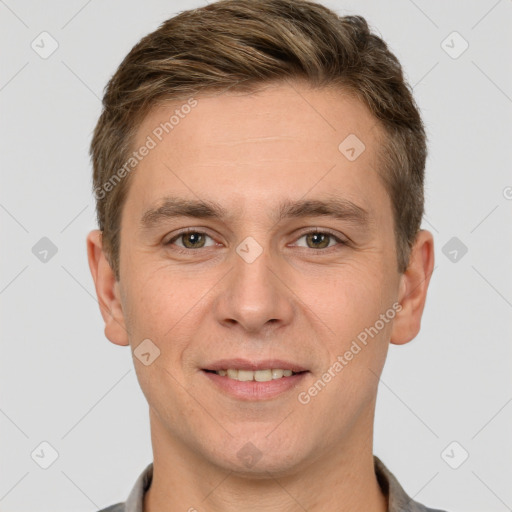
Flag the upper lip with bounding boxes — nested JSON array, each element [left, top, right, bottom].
[[203, 358, 308, 372]]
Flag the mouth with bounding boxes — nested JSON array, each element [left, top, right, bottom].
[[201, 359, 309, 400], [203, 368, 305, 382]]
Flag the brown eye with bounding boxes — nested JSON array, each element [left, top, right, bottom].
[[294, 230, 346, 250], [166, 231, 215, 250], [180, 232, 206, 248], [305, 232, 331, 249]]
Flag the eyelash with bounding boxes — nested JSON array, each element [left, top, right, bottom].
[[164, 228, 349, 254]]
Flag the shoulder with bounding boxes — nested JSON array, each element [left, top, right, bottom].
[[373, 455, 451, 512], [96, 503, 125, 512]]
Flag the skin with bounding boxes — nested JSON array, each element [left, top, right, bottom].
[[87, 80, 434, 512]]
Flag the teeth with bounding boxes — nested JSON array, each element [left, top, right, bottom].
[[254, 369, 272, 382], [237, 370, 254, 382], [214, 369, 299, 382]]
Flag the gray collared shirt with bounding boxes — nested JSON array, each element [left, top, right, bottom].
[[97, 455, 448, 512]]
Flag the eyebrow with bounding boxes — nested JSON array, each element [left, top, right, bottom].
[[140, 195, 372, 230]]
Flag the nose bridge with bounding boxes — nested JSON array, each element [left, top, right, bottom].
[[216, 233, 294, 332]]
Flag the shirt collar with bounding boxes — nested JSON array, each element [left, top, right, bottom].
[[373, 455, 435, 511], [123, 455, 433, 512], [124, 461, 152, 512]]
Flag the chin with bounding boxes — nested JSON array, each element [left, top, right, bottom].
[[215, 453, 306, 479], [206, 430, 313, 478]]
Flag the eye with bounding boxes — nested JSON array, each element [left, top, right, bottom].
[[164, 228, 348, 254], [165, 229, 217, 250], [292, 230, 347, 250]]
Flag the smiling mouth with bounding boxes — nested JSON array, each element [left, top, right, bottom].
[[203, 369, 306, 382]]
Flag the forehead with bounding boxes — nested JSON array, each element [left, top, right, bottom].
[[135, 82, 379, 155], [124, 82, 390, 225]]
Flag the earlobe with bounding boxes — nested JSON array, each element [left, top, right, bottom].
[[86, 229, 130, 346], [390, 229, 435, 346]]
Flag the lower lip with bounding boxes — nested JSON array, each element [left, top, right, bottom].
[[202, 370, 308, 401]]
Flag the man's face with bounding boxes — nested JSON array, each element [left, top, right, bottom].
[[100, 82, 408, 475]]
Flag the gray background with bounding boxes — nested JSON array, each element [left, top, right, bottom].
[[1, 1, 511, 511]]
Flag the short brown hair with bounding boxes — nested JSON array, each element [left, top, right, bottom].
[[90, 0, 427, 281]]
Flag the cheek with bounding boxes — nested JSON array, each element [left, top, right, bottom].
[[136, 362, 202, 440], [123, 269, 213, 376], [123, 267, 184, 336], [312, 262, 391, 329], [306, 267, 396, 390]]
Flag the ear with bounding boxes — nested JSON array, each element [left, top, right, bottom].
[[86, 229, 129, 346], [390, 229, 435, 345]]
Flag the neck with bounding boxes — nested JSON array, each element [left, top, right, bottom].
[[143, 410, 388, 512]]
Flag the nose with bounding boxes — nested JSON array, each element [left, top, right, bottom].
[[212, 239, 295, 335]]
